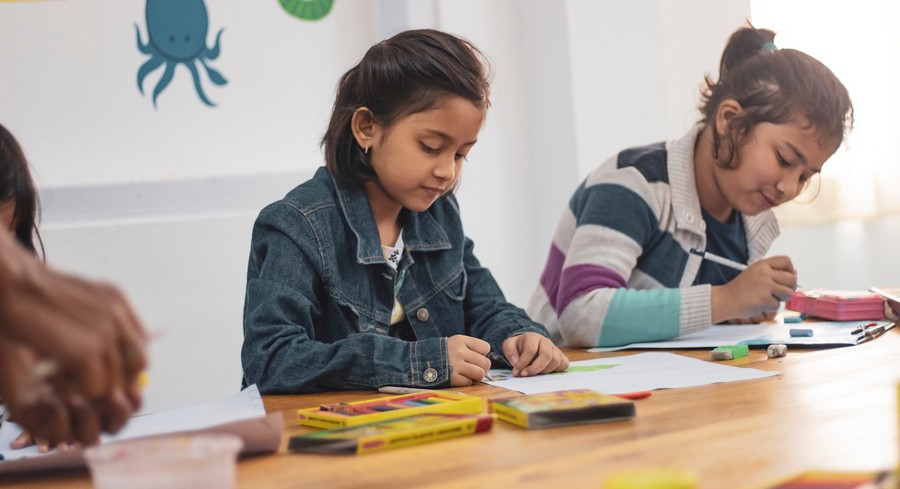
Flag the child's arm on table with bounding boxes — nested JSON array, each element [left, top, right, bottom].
[[455, 236, 567, 376]]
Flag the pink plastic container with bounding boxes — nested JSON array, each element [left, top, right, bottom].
[[786, 289, 885, 321]]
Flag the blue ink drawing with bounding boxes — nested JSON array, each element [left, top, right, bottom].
[[135, 0, 227, 107]]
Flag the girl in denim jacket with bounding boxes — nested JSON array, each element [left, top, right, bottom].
[[242, 29, 568, 393]]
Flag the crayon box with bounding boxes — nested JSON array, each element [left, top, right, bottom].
[[289, 413, 494, 455], [297, 391, 484, 429], [490, 389, 635, 429]]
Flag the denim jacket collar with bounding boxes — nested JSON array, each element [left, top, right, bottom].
[[328, 169, 452, 265]]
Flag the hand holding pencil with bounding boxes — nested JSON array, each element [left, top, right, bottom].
[[447, 335, 493, 387], [0, 231, 147, 446], [710, 255, 798, 324]]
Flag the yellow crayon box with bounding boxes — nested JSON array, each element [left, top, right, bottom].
[[297, 390, 484, 429]]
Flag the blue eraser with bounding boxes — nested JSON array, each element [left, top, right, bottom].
[[784, 316, 803, 323], [789, 328, 814, 337]]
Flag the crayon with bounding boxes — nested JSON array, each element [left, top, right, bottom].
[[320, 402, 354, 413], [371, 405, 402, 411]]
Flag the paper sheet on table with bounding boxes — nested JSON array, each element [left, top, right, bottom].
[[486, 352, 778, 395], [587, 320, 895, 352], [0, 384, 282, 474]]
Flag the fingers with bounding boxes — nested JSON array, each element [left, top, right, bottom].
[[503, 334, 535, 375], [715, 257, 799, 322], [730, 311, 778, 324], [67, 392, 102, 446], [883, 300, 900, 321], [0, 341, 124, 447], [449, 361, 491, 386], [10, 431, 34, 450], [99, 389, 135, 434], [751, 311, 778, 323], [772, 268, 798, 287], [503, 333, 569, 377], [22, 389, 72, 447], [764, 255, 796, 275], [447, 335, 491, 386], [102, 283, 149, 382]]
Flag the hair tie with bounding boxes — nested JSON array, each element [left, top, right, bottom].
[[760, 42, 777, 52]]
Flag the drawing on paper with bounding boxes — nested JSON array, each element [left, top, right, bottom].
[[490, 364, 617, 381]]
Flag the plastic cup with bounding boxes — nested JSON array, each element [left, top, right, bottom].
[[84, 434, 243, 489]]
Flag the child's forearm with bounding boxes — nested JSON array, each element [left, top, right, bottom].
[[710, 284, 741, 324]]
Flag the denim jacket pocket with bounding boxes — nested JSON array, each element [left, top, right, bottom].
[[440, 267, 467, 301], [326, 286, 383, 335]]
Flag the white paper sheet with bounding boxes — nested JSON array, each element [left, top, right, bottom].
[[0, 385, 282, 474], [586, 320, 894, 352], [486, 352, 779, 395]]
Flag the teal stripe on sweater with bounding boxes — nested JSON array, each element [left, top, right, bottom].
[[597, 288, 682, 346]]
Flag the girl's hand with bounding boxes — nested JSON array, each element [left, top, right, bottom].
[[712, 256, 797, 323], [502, 333, 569, 377], [0, 231, 148, 412], [9, 431, 71, 453], [0, 340, 124, 447], [446, 335, 491, 387], [886, 300, 900, 322], [725, 310, 778, 324]]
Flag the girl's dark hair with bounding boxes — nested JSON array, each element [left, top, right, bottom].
[[0, 122, 43, 256], [322, 29, 491, 187], [700, 26, 853, 166]]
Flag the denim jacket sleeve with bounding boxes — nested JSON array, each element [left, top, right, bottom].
[[241, 202, 451, 394], [460, 236, 552, 366]]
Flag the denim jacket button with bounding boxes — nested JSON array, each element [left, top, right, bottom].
[[416, 308, 430, 322], [423, 367, 438, 382]]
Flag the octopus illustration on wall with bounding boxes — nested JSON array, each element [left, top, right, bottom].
[[135, 0, 227, 108]]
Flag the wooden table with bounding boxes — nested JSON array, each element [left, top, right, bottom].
[[5, 331, 900, 488]]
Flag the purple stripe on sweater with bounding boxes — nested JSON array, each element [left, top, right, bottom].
[[539, 244, 567, 312], [555, 263, 627, 314]]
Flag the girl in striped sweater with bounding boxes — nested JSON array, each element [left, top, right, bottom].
[[529, 26, 853, 347]]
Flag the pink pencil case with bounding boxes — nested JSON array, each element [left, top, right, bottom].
[[786, 289, 885, 321]]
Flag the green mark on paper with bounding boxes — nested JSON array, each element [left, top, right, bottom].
[[489, 364, 616, 381], [279, 0, 334, 21], [551, 364, 617, 375]]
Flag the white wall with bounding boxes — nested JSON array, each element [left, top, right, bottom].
[[2, 2, 376, 187], [769, 215, 900, 291], [6, 1, 898, 414], [567, 0, 751, 177]]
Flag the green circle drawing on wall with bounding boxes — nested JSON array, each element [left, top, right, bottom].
[[279, 0, 334, 21]]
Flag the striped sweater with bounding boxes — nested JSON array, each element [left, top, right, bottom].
[[528, 125, 780, 347]]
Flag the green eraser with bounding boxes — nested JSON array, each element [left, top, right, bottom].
[[713, 345, 749, 359]]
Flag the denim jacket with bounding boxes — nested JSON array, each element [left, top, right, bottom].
[[242, 167, 550, 393]]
